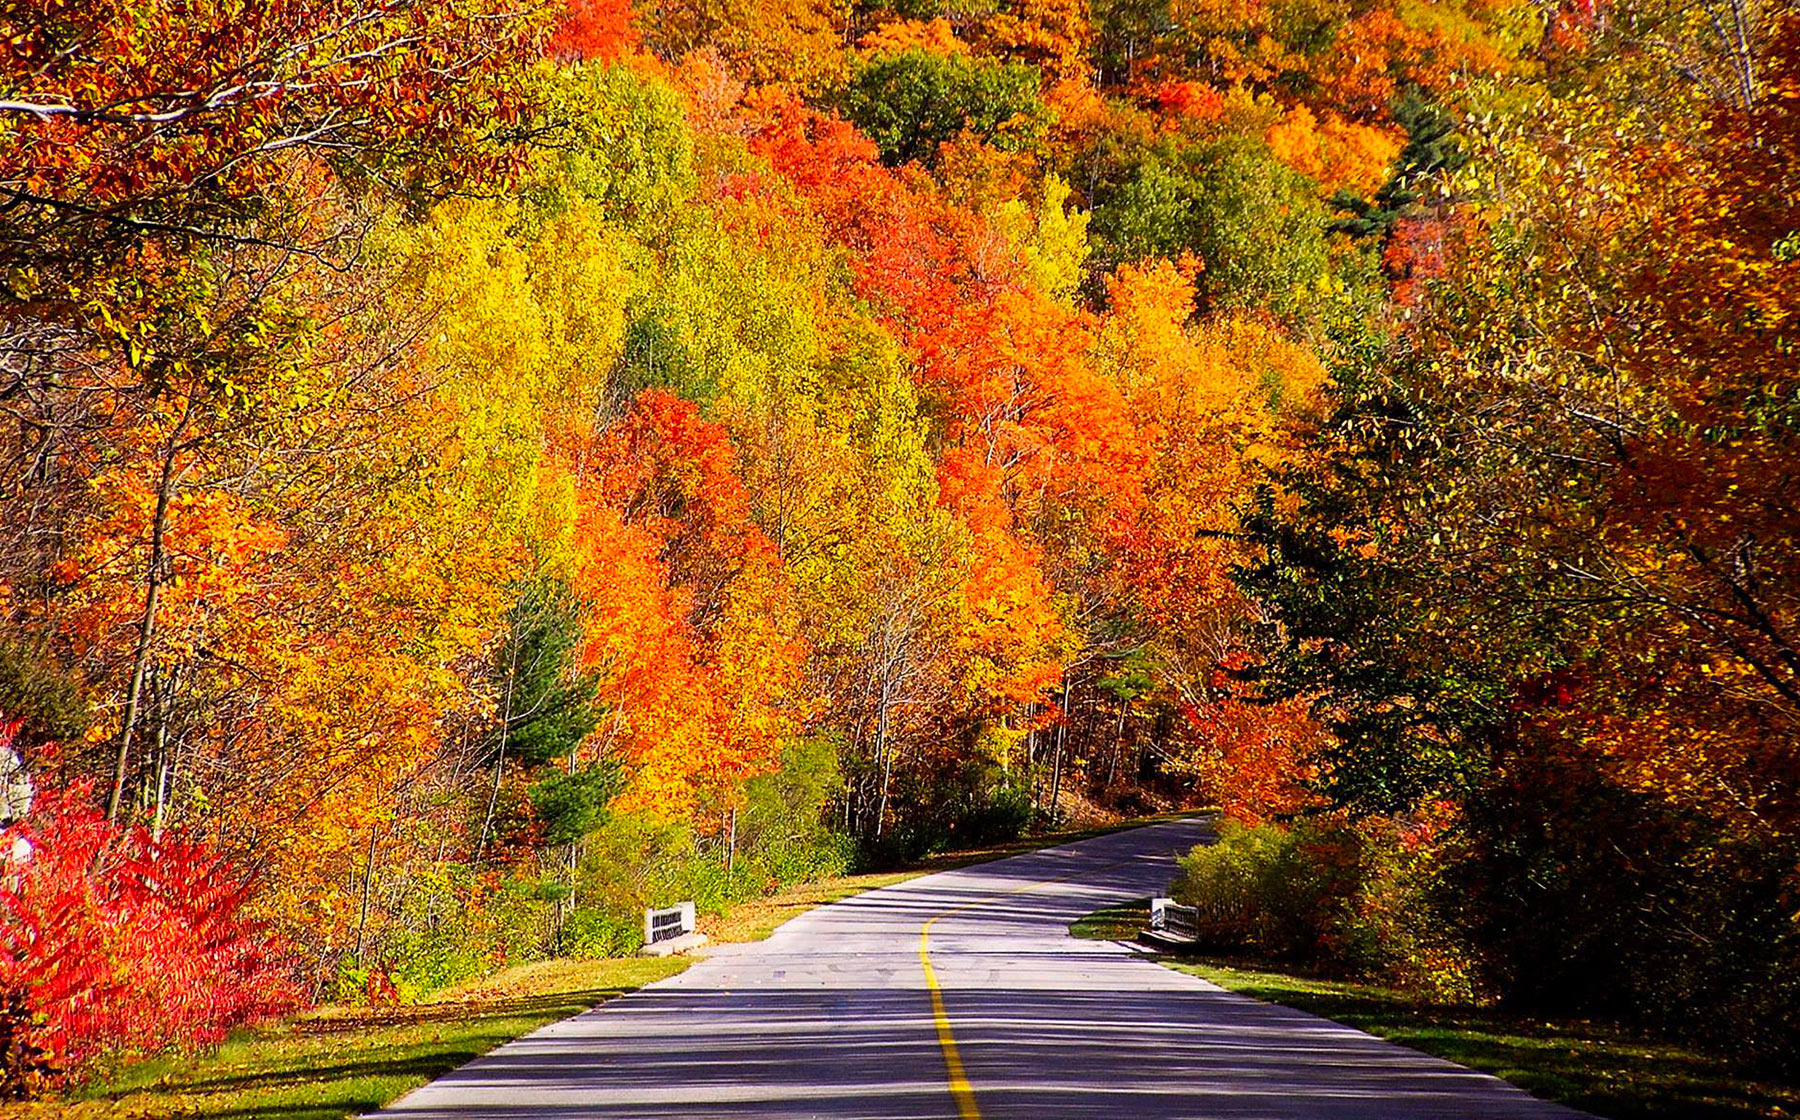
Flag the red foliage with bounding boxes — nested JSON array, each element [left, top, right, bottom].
[[0, 758, 301, 1079], [550, 0, 640, 63], [1542, 0, 1601, 53], [1383, 214, 1451, 307], [1144, 80, 1225, 123]]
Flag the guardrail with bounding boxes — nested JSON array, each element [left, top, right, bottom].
[[644, 901, 697, 947], [1148, 897, 1199, 943]]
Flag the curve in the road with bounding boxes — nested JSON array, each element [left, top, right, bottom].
[[376, 818, 1592, 1119]]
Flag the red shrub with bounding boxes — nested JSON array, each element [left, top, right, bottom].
[[0, 763, 302, 1085]]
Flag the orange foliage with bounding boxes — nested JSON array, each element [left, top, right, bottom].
[[859, 18, 969, 57], [1317, 7, 1511, 118], [971, 0, 1096, 81], [1183, 657, 1323, 823], [1264, 104, 1405, 196], [570, 390, 807, 816]]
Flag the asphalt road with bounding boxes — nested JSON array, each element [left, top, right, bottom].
[[378, 818, 1589, 1119]]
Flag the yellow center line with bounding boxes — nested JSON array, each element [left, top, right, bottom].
[[918, 856, 1138, 1120], [919, 920, 981, 1120]]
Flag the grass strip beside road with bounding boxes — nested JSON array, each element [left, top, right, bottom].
[[1068, 899, 1800, 1120], [10, 957, 687, 1120], [1066, 897, 1150, 942]]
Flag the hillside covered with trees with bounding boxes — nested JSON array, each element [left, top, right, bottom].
[[0, 0, 1793, 1091]]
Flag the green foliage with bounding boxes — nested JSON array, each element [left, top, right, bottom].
[[858, 752, 1032, 867], [1172, 821, 1341, 957], [0, 641, 87, 746], [1461, 755, 1800, 1069], [1174, 819, 1476, 999], [578, 814, 744, 916], [493, 578, 604, 769], [1092, 139, 1334, 315], [1091, 156, 1192, 262], [356, 868, 550, 1003], [526, 61, 696, 230], [736, 736, 856, 883], [559, 909, 645, 958], [1090, 0, 1179, 82], [529, 764, 623, 847], [1173, 140, 1335, 315], [614, 216, 826, 406], [995, 176, 1093, 302], [1333, 822, 1478, 1001], [1332, 92, 1468, 239], [565, 740, 854, 948], [1232, 365, 1532, 814], [840, 48, 1047, 166]]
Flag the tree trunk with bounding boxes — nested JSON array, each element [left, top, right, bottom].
[[1049, 677, 1072, 826], [151, 675, 174, 840], [1027, 701, 1042, 812], [353, 823, 380, 961], [873, 676, 894, 840], [725, 807, 736, 879], [478, 634, 523, 860], [108, 422, 184, 823], [565, 841, 579, 912], [1107, 694, 1127, 791]]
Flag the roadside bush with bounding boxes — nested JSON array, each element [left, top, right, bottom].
[[1334, 812, 1479, 1001], [382, 913, 504, 1002], [560, 908, 644, 958], [965, 782, 1033, 845], [1173, 814, 1477, 999], [734, 736, 855, 887], [332, 859, 554, 1006], [577, 813, 847, 923], [858, 751, 1033, 868], [1171, 820, 1343, 957], [1463, 751, 1800, 1072], [0, 779, 300, 1088]]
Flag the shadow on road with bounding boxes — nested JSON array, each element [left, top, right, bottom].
[[385, 982, 1581, 1120]]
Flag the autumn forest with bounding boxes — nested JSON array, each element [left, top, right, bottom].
[[0, 0, 1795, 1096]]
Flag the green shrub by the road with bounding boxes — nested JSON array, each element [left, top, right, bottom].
[[854, 746, 1035, 868], [1172, 821, 1341, 958], [1174, 816, 1478, 1001], [559, 909, 644, 958]]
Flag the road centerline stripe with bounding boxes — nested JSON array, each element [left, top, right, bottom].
[[918, 852, 1144, 1120], [919, 920, 980, 1120]]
